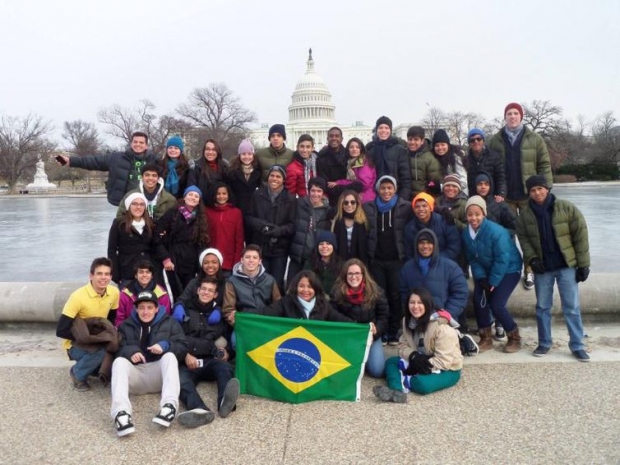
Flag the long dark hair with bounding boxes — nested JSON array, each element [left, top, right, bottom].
[[179, 197, 210, 246], [332, 258, 381, 310], [287, 270, 330, 309], [200, 139, 228, 177], [205, 181, 236, 208], [119, 207, 154, 235], [160, 149, 189, 179], [404, 287, 435, 333], [345, 137, 374, 167], [307, 240, 342, 277], [229, 152, 259, 171]]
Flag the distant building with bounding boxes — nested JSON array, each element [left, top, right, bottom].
[[251, 49, 375, 149]]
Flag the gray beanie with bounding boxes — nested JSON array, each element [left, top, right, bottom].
[[375, 175, 397, 192]]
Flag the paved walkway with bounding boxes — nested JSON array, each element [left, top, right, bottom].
[[1, 322, 619, 464]]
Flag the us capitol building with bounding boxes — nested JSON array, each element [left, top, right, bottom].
[[250, 49, 376, 149]]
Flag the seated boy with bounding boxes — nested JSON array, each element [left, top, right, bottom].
[[177, 277, 240, 427], [111, 290, 187, 437]]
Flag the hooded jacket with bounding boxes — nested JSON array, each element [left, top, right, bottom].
[[289, 196, 332, 265], [116, 282, 171, 327], [399, 229, 468, 319], [181, 294, 228, 359], [363, 196, 413, 261], [222, 262, 282, 317], [117, 306, 187, 362], [404, 211, 461, 262], [69, 149, 158, 206], [398, 313, 463, 372], [116, 179, 177, 221], [408, 140, 443, 195], [474, 170, 517, 236], [461, 217, 523, 287]]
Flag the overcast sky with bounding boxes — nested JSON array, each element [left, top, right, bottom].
[[1, 0, 618, 144]]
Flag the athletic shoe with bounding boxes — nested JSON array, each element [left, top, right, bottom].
[[572, 350, 590, 362], [372, 385, 407, 403], [459, 333, 479, 357], [219, 378, 240, 418], [494, 325, 506, 341], [533, 346, 550, 357], [523, 273, 535, 290], [177, 408, 215, 428], [114, 411, 135, 437], [69, 367, 90, 392], [153, 403, 176, 427]]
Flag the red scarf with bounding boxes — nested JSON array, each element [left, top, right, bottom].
[[346, 281, 366, 305], [207, 160, 218, 172]]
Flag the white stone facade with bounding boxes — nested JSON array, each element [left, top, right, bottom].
[[251, 49, 374, 150]]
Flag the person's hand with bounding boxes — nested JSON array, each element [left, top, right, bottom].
[[575, 267, 590, 283], [226, 310, 236, 326], [147, 344, 163, 355], [131, 352, 146, 364], [406, 353, 432, 375], [220, 349, 230, 362], [494, 195, 505, 203], [56, 154, 70, 166], [369, 322, 377, 336], [163, 258, 175, 271], [530, 258, 546, 274], [441, 208, 455, 226], [185, 353, 199, 370], [327, 181, 337, 188], [478, 278, 492, 294]]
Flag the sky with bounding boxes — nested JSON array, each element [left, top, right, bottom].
[[1, 0, 619, 145]]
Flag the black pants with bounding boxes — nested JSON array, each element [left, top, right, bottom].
[[370, 258, 403, 339], [262, 255, 288, 293], [179, 360, 234, 411]]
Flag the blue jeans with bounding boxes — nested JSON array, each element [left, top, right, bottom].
[[68, 346, 106, 382], [366, 337, 385, 378], [473, 272, 520, 332], [534, 267, 584, 352]]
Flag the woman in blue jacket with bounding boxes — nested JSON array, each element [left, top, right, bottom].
[[462, 196, 522, 353]]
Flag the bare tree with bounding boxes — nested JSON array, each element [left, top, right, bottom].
[[98, 99, 190, 155], [420, 107, 446, 139], [177, 83, 257, 158], [0, 115, 55, 193], [522, 100, 565, 140], [62, 120, 101, 191], [592, 111, 620, 163]]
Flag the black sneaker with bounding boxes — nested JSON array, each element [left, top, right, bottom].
[[533, 346, 550, 357], [494, 325, 506, 341], [219, 378, 240, 418], [153, 403, 176, 427], [523, 273, 535, 290], [114, 411, 135, 437], [177, 408, 215, 428], [572, 349, 590, 362]]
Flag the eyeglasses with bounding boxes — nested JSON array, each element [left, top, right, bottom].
[[130, 202, 146, 207], [343, 200, 357, 206], [347, 272, 362, 277], [469, 137, 483, 143]]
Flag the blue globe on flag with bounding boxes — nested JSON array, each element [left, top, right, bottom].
[[275, 338, 321, 383]]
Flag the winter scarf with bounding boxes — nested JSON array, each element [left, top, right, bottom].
[[166, 159, 180, 195], [346, 281, 366, 305]]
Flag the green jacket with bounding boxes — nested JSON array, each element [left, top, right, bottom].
[[256, 145, 294, 181], [116, 180, 177, 221], [408, 140, 443, 195], [516, 196, 590, 268], [489, 126, 552, 197]]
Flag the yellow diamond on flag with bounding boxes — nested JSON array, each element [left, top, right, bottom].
[[247, 326, 351, 394]]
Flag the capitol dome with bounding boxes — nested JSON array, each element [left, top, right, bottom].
[[288, 49, 336, 123]]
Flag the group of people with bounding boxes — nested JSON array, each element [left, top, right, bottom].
[[56, 101, 592, 434]]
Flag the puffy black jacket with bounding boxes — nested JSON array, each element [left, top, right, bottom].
[[70, 149, 158, 206], [317, 145, 361, 205], [246, 186, 296, 258], [363, 197, 414, 261], [117, 307, 187, 362], [465, 146, 507, 198], [107, 218, 156, 283], [262, 295, 351, 322], [289, 197, 332, 265], [181, 295, 228, 359], [366, 137, 412, 200], [330, 291, 389, 340]]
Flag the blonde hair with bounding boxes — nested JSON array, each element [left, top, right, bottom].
[[332, 190, 368, 230]]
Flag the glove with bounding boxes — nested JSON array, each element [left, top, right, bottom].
[[530, 258, 546, 274], [172, 303, 186, 323], [441, 208, 455, 226], [207, 308, 222, 325], [406, 352, 433, 376], [477, 278, 492, 294], [575, 267, 590, 283]]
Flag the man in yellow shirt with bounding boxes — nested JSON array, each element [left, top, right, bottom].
[[55, 257, 119, 391]]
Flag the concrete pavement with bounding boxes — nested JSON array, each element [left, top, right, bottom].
[[2, 321, 620, 464]]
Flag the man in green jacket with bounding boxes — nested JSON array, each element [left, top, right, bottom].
[[406, 126, 442, 196], [489, 102, 553, 290], [516, 175, 590, 362], [255, 124, 294, 181], [116, 164, 176, 221]]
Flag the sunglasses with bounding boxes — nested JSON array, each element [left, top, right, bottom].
[[469, 137, 483, 143], [343, 200, 357, 206]]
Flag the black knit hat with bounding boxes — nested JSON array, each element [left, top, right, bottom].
[[316, 230, 337, 251], [269, 124, 286, 140], [525, 175, 550, 192], [432, 129, 450, 146], [475, 172, 491, 185], [375, 116, 393, 131], [416, 229, 434, 244]]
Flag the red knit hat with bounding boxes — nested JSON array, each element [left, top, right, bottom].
[[504, 102, 524, 119]]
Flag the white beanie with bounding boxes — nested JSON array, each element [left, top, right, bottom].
[[465, 195, 487, 216], [124, 192, 148, 210], [198, 248, 223, 267]]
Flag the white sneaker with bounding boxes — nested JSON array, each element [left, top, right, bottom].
[[152, 403, 176, 427], [523, 273, 535, 290], [114, 411, 135, 437]]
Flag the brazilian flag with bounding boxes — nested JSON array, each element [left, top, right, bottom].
[[235, 313, 371, 403]]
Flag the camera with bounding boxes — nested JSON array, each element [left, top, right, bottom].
[[212, 348, 225, 359]]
